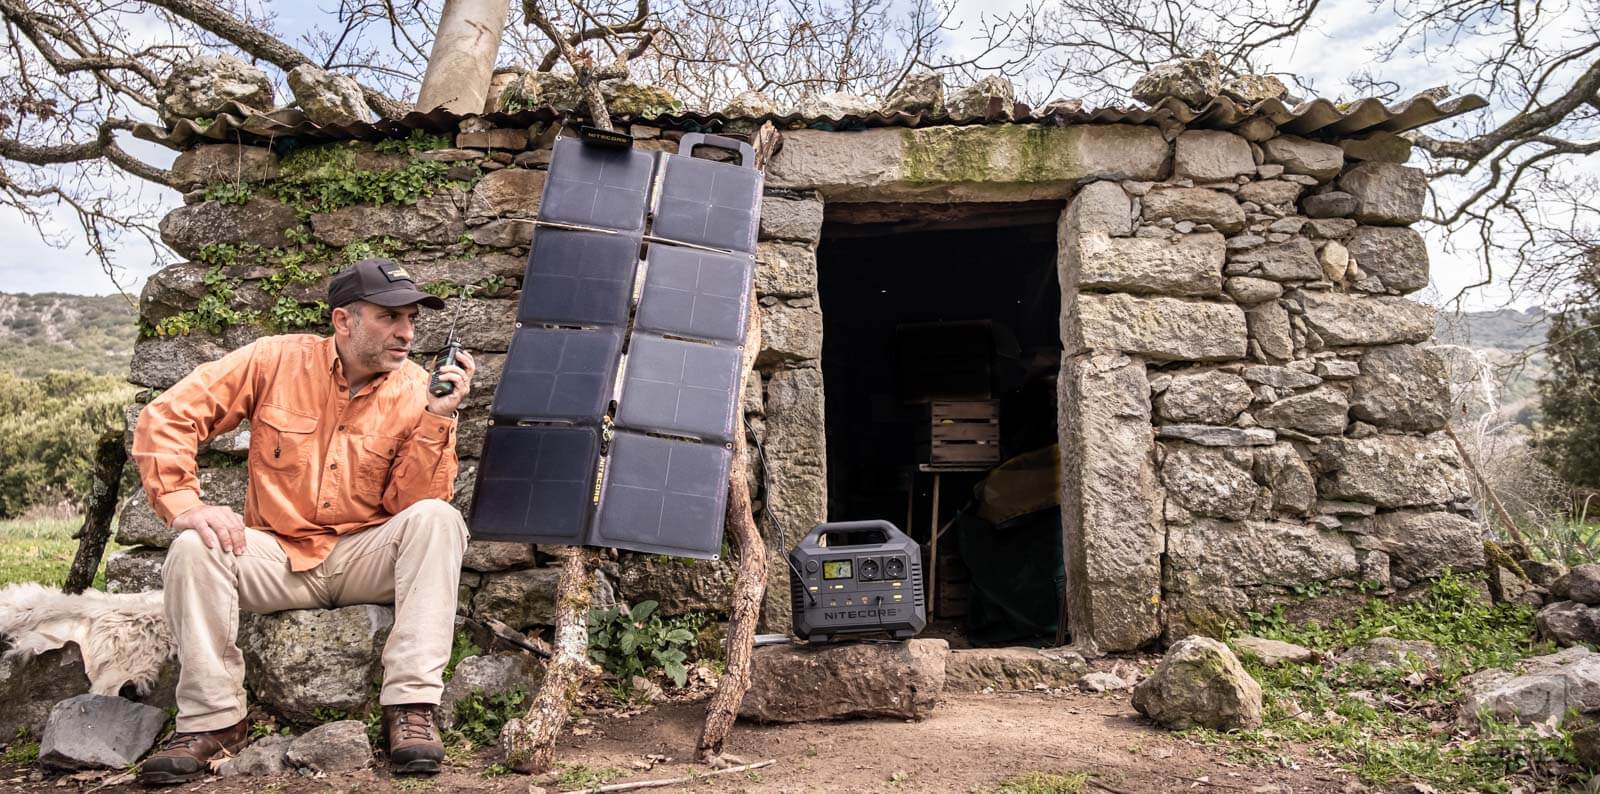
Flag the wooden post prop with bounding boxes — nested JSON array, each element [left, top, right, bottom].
[[64, 429, 125, 594]]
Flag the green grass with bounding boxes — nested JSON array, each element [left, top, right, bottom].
[[1188, 573, 1576, 792], [976, 771, 1088, 794], [556, 763, 624, 790], [0, 515, 121, 589]]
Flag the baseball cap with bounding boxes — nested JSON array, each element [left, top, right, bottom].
[[328, 259, 447, 310]]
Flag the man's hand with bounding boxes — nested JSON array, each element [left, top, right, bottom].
[[426, 350, 476, 417], [172, 503, 248, 555]]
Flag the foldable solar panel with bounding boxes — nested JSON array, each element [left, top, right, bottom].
[[518, 228, 641, 327], [469, 129, 764, 560]]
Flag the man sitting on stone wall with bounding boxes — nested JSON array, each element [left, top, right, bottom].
[[130, 259, 477, 785]]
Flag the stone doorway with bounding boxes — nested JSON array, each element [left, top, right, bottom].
[[815, 202, 1065, 645]]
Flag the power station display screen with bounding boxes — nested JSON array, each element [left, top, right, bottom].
[[822, 559, 854, 580]]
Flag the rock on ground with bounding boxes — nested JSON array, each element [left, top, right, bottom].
[[1459, 646, 1600, 727], [38, 694, 168, 770], [1080, 672, 1127, 692], [239, 605, 393, 724], [285, 720, 372, 773], [740, 639, 948, 722], [1132, 636, 1263, 731], [215, 735, 293, 777], [1537, 600, 1600, 646], [943, 647, 1087, 692], [1553, 564, 1600, 605], [1230, 636, 1316, 668], [158, 55, 274, 121], [1336, 637, 1442, 669], [0, 643, 92, 737], [439, 653, 542, 729]]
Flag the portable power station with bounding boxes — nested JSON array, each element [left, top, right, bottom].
[[788, 520, 927, 643]]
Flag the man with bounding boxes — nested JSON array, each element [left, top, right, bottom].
[[132, 259, 478, 785]]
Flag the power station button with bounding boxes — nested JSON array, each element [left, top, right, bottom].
[[805, 560, 818, 573]]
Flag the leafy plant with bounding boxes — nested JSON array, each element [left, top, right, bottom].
[[556, 764, 623, 790], [977, 771, 1087, 794], [202, 181, 254, 205], [588, 600, 696, 688], [444, 629, 481, 683], [451, 688, 527, 747]]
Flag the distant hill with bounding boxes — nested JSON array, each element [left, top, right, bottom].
[[1436, 306, 1550, 352], [0, 292, 138, 378]]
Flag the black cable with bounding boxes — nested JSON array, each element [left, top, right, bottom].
[[750, 426, 815, 606]]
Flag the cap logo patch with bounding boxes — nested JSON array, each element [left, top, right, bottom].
[[380, 264, 412, 282]]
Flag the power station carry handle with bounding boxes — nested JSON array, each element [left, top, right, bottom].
[[799, 519, 900, 548], [677, 133, 756, 169]]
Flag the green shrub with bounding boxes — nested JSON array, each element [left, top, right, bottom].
[[587, 600, 696, 687], [0, 370, 132, 518], [451, 688, 527, 747]]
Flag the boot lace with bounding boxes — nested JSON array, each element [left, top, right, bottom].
[[395, 707, 435, 742]]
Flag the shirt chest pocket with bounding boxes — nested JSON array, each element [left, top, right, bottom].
[[253, 404, 319, 471], [354, 434, 402, 489]]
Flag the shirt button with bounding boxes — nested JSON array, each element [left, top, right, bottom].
[[337, 425, 346, 431], [323, 501, 331, 508], [329, 463, 338, 470]]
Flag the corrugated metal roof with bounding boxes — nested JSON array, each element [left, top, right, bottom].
[[134, 92, 1488, 150]]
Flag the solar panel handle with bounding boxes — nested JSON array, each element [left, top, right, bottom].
[[677, 132, 756, 168]]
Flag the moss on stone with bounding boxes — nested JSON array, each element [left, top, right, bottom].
[[900, 124, 1085, 185]]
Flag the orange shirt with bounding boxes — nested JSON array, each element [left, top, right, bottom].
[[132, 334, 458, 571]]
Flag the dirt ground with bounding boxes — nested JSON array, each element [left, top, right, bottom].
[[0, 689, 1366, 794]]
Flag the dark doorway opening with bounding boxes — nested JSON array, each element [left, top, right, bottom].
[[816, 202, 1064, 647]]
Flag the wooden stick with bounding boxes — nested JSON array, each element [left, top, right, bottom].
[[567, 759, 777, 792], [1444, 425, 1534, 561], [500, 545, 598, 773], [696, 289, 769, 760]]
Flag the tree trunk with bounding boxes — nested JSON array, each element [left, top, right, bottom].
[[415, 0, 511, 113], [64, 429, 125, 594], [500, 545, 597, 773], [697, 297, 766, 760]]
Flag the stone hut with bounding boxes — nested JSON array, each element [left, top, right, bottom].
[[114, 70, 1489, 656]]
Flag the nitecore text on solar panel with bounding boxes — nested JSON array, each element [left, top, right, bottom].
[[468, 132, 763, 560]]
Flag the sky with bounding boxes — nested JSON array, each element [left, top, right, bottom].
[[0, 0, 1581, 311]]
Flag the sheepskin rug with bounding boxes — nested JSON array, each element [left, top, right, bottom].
[[0, 583, 172, 696]]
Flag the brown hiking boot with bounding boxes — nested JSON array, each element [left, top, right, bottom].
[[137, 718, 248, 786], [383, 704, 444, 774]]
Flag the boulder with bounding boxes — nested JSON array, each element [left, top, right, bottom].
[[1459, 647, 1600, 726], [159, 198, 298, 259], [1256, 443, 1315, 515], [1253, 387, 1348, 436], [1537, 601, 1600, 647], [466, 168, 547, 223], [310, 188, 466, 246], [286, 65, 371, 126], [105, 547, 167, 593], [758, 366, 827, 632], [118, 465, 247, 547], [1242, 367, 1322, 390], [759, 196, 824, 243], [38, 694, 168, 770], [1140, 188, 1245, 233], [0, 644, 91, 738], [604, 82, 683, 116], [1235, 179, 1304, 208], [1073, 231, 1225, 297], [1132, 54, 1223, 106], [797, 91, 877, 118], [1174, 130, 1255, 182], [1339, 132, 1412, 163], [239, 605, 393, 723], [1523, 559, 1570, 588], [1223, 276, 1282, 305], [468, 218, 535, 248], [1227, 238, 1323, 282], [1347, 225, 1428, 294], [1317, 436, 1470, 509], [1337, 637, 1442, 669], [1298, 292, 1435, 346], [1165, 520, 1359, 601], [1261, 136, 1344, 182], [1354, 510, 1485, 581], [721, 90, 779, 117], [1070, 293, 1247, 362], [946, 76, 1015, 119], [413, 296, 517, 352], [1155, 369, 1252, 424], [739, 639, 948, 722], [285, 720, 371, 773], [471, 567, 561, 630], [128, 332, 229, 389], [943, 647, 1087, 692], [882, 73, 944, 115], [1132, 636, 1263, 731], [1349, 345, 1448, 431], [1160, 444, 1261, 521], [462, 541, 536, 573], [1230, 636, 1315, 667], [1065, 181, 1133, 236], [1245, 301, 1292, 361], [169, 145, 279, 190], [1302, 191, 1358, 219], [439, 654, 542, 729], [158, 56, 274, 121], [755, 241, 819, 298], [1221, 74, 1288, 104], [757, 300, 823, 366], [216, 735, 292, 777], [1553, 564, 1600, 605], [1080, 672, 1128, 692], [1339, 162, 1426, 225], [617, 555, 736, 616], [496, 71, 583, 112]]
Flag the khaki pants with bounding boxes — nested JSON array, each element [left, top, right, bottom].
[[161, 499, 468, 732]]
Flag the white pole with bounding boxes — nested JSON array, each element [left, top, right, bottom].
[[415, 0, 510, 113]]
